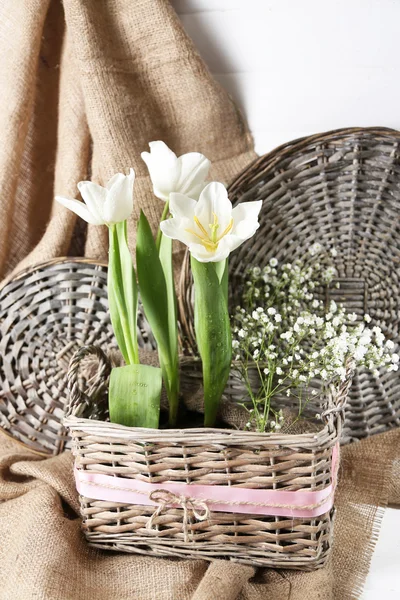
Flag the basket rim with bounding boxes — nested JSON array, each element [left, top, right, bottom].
[[228, 125, 400, 194], [0, 256, 108, 292], [64, 414, 338, 446]]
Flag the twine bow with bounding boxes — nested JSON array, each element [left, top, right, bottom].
[[146, 489, 210, 542]]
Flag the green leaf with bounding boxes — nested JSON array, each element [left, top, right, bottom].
[[136, 211, 170, 358], [108, 224, 138, 365], [109, 364, 161, 428], [137, 211, 180, 425], [191, 256, 232, 427]]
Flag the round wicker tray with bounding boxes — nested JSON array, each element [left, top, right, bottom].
[[0, 258, 154, 455], [179, 127, 400, 443]]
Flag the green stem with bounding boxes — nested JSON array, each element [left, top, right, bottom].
[[156, 200, 170, 251], [161, 360, 180, 426], [191, 257, 232, 427], [108, 224, 138, 365], [158, 229, 180, 426]]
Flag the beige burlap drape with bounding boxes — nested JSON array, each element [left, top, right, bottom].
[[0, 1, 399, 599]]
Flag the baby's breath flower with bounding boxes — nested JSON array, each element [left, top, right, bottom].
[[309, 242, 322, 256], [232, 244, 396, 433]]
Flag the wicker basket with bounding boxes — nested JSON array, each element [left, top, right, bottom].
[[179, 127, 400, 444], [65, 345, 352, 570], [0, 258, 154, 455]]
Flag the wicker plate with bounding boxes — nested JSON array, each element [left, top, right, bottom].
[[0, 258, 155, 455], [179, 127, 400, 443]]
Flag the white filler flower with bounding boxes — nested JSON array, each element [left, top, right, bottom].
[[160, 181, 262, 262], [141, 141, 210, 201], [55, 169, 135, 225]]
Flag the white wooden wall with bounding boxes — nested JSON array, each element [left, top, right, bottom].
[[171, 2, 400, 598], [172, 0, 400, 154]]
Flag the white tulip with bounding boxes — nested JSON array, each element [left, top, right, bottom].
[[141, 141, 210, 202], [160, 181, 262, 263], [55, 169, 135, 225]]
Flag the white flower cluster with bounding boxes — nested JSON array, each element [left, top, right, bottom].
[[232, 247, 397, 433]]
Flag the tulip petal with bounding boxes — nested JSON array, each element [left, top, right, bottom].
[[189, 237, 232, 263], [195, 182, 232, 234], [141, 141, 178, 202], [232, 200, 262, 239], [169, 192, 197, 219], [160, 216, 196, 246], [177, 153, 210, 199], [148, 140, 177, 162], [105, 172, 126, 190], [55, 196, 104, 225], [103, 168, 135, 224], [78, 181, 107, 223]]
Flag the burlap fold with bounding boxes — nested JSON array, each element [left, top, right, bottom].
[[0, 1, 398, 599]]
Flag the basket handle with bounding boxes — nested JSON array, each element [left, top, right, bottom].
[[321, 360, 354, 423], [66, 345, 112, 418]]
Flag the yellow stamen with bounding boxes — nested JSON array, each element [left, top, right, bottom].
[[185, 214, 234, 253], [186, 228, 209, 242], [217, 218, 234, 241], [193, 216, 209, 238]]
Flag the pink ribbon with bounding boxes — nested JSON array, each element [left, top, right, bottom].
[[74, 444, 338, 519]]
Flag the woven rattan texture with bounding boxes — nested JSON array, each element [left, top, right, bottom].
[[179, 127, 400, 444], [0, 259, 154, 455], [65, 346, 352, 569]]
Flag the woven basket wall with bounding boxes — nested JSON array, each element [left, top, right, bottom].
[[0, 258, 155, 455], [65, 345, 352, 570], [179, 127, 400, 444]]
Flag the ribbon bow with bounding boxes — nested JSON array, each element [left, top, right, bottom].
[[146, 489, 210, 542]]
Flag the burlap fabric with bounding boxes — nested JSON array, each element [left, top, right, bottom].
[[0, 428, 398, 600], [0, 1, 398, 598]]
